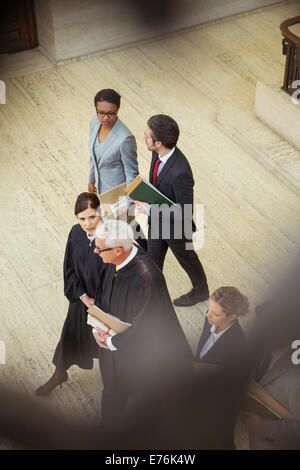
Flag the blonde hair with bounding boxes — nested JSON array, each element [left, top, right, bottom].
[[211, 286, 249, 318]]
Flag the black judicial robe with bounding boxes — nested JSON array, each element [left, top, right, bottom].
[[95, 248, 193, 398], [53, 224, 105, 370]]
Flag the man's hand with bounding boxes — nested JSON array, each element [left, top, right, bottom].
[[131, 200, 149, 215], [81, 295, 94, 307], [241, 411, 261, 432], [93, 326, 110, 349], [88, 183, 97, 194]]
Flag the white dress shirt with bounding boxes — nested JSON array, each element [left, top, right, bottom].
[[106, 245, 138, 351], [87, 233, 96, 244], [156, 147, 175, 177], [147, 147, 176, 215], [199, 322, 234, 359], [115, 244, 138, 270], [79, 232, 97, 300]]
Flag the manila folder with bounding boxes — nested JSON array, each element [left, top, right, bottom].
[[241, 378, 294, 420], [88, 304, 131, 334], [98, 182, 126, 216]]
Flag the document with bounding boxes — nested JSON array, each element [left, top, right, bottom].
[[87, 304, 131, 334], [98, 182, 127, 217], [241, 379, 294, 420], [125, 175, 175, 207]]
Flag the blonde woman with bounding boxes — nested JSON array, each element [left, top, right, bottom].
[[196, 286, 249, 366], [193, 286, 250, 449]]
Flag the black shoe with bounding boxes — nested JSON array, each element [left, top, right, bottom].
[[173, 288, 209, 307], [35, 369, 68, 397]]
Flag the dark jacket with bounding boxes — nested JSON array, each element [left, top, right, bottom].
[[196, 317, 247, 368], [194, 317, 250, 449], [148, 147, 196, 239]]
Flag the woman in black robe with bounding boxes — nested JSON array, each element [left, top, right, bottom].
[[35, 193, 105, 396]]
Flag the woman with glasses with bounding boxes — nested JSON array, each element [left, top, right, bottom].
[[88, 88, 147, 250], [35, 193, 105, 396], [88, 88, 138, 195]]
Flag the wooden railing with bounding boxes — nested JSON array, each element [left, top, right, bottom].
[[280, 16, 300, 96]]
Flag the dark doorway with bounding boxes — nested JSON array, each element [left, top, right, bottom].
[[0, 0, 38, 54]]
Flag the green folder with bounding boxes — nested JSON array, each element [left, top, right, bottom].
[[125, 175, 175, 207]]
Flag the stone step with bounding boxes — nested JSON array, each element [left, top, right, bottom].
[[215, 103, 300, 194]]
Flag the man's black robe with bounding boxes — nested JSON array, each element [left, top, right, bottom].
[[53, 224, 105, 370], [95, 248, 193, 420]]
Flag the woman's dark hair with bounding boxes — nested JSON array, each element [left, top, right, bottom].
[[147, 114, 179, 148], [74, 192, 100, 216], [211, 286, 249, 318], [94, 89, 121, 108]]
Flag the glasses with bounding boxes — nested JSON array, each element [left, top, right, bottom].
[[96, 111, 117, 118], [94, 246, 121, 254]]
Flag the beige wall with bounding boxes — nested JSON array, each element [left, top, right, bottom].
[[35, 0, 284, 63], [34, 0, 56, 63]]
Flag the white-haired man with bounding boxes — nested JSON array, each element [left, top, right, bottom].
[[93, 219, 192, 426]]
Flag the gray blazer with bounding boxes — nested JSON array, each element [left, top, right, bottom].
[[249, 347, 300, 450], [88, 116, 139, 194]]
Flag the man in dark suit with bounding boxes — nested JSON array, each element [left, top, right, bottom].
[[134, 114, 209, 306]]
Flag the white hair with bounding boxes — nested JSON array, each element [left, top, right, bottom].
[[95, 219, 134, 251]]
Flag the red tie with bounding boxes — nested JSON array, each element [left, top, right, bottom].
[[152, 157, 161, 185]]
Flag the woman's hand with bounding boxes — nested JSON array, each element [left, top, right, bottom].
[[88, 183, 97, 194]]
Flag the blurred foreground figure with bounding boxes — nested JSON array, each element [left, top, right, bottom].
[[1, 259, 300, 449], [241, 261, 300, 450]]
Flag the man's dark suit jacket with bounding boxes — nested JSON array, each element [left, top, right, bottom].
[[148, 147, 196, 238]]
